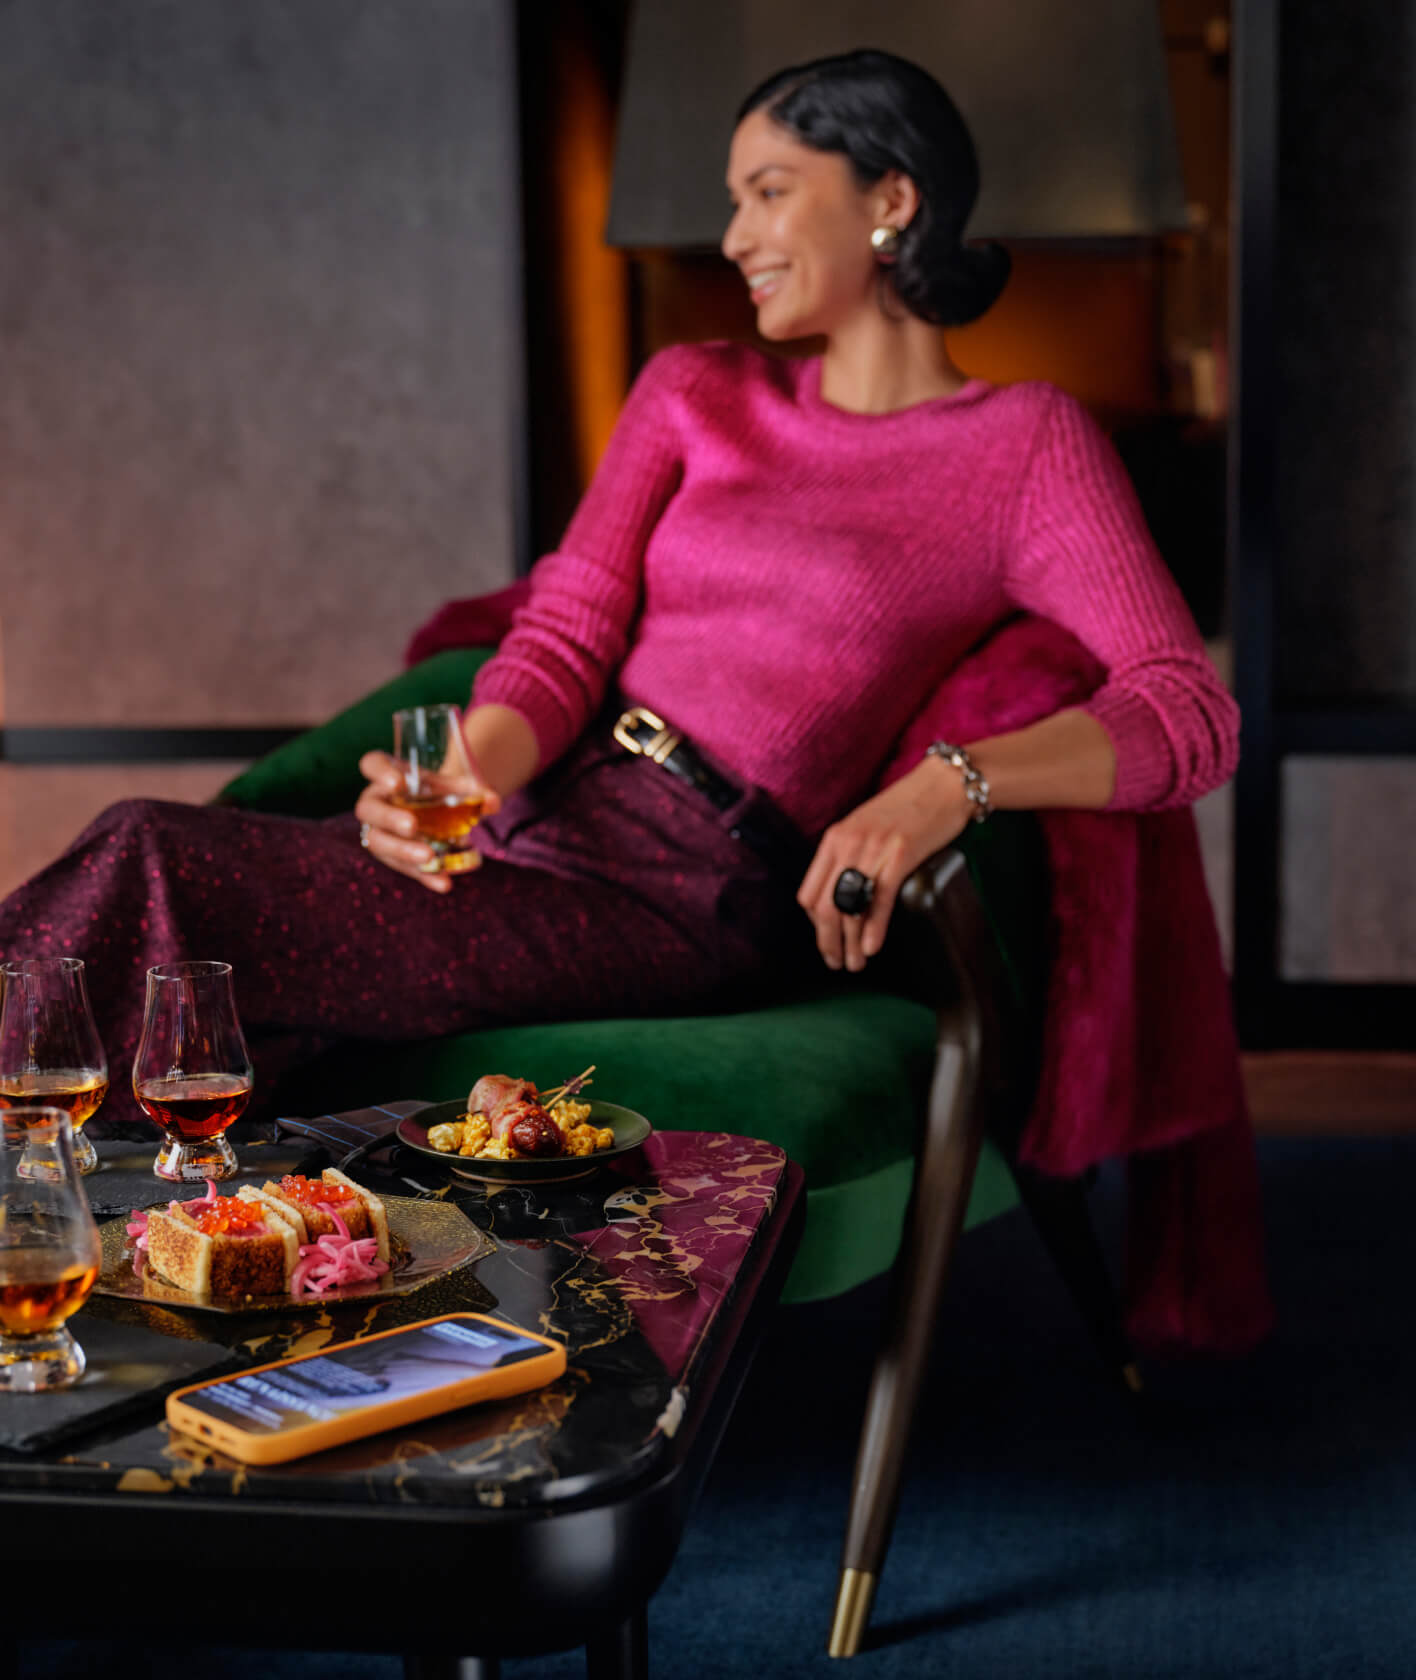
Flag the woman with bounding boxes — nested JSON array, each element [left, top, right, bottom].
[[362, 51, 1233, 956], [1, 49, 1237, 1126]]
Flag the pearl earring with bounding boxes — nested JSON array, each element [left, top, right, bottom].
[[870, 224, 901, 264]]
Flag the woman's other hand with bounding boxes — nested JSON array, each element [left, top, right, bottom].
[[797, 759, 972, 971]]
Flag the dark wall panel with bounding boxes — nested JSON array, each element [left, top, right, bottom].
[[1274, 0, 1416, 703], [0, 0, 522, 728], [1234, 0, 1416, 1028]]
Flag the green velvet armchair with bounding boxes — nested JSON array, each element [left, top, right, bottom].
[[216, 648, 1132, 1656]]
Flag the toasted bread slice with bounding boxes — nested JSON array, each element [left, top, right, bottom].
[[146, 1204, 211, 1296], [237, 1183, 308, 1244], [208, 1218, 295, 1298], [261, 1177, 371, 1243], [268, 1210, 300, 1279], [321, 1168, 391, 1265], [146, 1198, 299, 1298]]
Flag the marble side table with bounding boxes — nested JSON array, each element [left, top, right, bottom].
[[0, 1125, 804, 1680]]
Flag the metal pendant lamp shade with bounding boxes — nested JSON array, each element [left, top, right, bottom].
[[606, 0, 1187, 248]]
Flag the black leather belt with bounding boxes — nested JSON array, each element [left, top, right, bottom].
[[611, 705, 810, 874], [612, 706, 740, 811]]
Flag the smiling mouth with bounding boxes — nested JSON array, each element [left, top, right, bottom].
[[746, 267, 787, 300]]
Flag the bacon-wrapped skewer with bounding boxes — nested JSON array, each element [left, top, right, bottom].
[[466, 1074, 562, 1156], [467, 1074, 535, 1123]]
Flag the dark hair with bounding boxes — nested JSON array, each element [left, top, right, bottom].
[[736, 48, 1009, 327]]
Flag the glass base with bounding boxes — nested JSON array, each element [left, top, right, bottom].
[[0, 1324, 86, 1391], [418, 845, 482, 875], [72, 1128, 100, 1176], [153, 1131, 240, 1182]]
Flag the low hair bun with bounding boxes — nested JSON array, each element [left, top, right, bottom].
[[894, 235, 1011, 328]]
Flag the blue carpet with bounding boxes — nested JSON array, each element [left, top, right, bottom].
[[17, 1136, 1416, 1678]]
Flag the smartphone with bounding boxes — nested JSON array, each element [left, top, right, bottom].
[[166, 1312, 567, 1465]]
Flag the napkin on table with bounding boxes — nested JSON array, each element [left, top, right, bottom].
[[275, 1099, 433, 1165]]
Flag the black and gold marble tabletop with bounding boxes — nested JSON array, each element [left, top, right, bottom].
[[0, 1112, 789, 1514]]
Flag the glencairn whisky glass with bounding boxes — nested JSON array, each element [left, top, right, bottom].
[[133, 961, 253, 1182], [0, 1107, 102, 1392], [391, 703, 487, 874], [0, 957, 110, 1176]]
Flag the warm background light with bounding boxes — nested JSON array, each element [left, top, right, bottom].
[[548, 24, 629, 485], [533, 2, 1229, 521]]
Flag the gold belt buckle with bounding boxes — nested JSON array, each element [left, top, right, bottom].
[[613, 705, 681, 766]]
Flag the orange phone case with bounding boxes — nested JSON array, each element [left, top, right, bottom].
[[166, 1312, 567, 1465]]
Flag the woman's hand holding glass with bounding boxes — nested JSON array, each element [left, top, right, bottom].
[[357, 704, 503, 892]]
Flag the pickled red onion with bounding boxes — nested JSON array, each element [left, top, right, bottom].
[[288, 1201, 388, 1295], [128, 1178, 222, 1257]]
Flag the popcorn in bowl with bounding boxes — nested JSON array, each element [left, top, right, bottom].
[[426, 1067, 615, 1161]]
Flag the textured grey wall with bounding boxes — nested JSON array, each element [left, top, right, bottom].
[[0, 0, 522, 728], [1281, 759, 1416, 982]]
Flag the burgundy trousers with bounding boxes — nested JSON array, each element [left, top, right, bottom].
[[0, 733, 815, 1126]]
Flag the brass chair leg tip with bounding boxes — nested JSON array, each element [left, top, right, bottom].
[[1122, 1361, 1145, 1394], [827, 1568, 877, 1658]]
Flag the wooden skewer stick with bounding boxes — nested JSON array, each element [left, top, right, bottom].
[[543, 1065, 596, 1103], [541, 1064, 596, 1104]]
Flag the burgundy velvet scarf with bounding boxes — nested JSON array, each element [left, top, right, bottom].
[[408, 592, 1274, 1355]]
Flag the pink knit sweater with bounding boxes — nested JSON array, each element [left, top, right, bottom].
[[474, 342, 1239, 836]]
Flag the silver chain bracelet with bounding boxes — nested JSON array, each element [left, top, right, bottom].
[[924, 741, 992, 823]]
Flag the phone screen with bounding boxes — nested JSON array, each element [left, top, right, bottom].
[[178, 1317, 550, 1438]]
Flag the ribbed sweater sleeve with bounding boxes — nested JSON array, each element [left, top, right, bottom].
[[471, 346, 696, 768], [1004, 393, 1240, 810]]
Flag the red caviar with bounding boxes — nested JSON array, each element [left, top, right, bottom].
[[279, 1174, 356, 1207], [194, 1197, 267, 1237]]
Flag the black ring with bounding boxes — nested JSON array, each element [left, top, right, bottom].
[[832, 868, 875, 917]]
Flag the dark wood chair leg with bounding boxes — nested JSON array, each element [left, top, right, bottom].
[[1012, 1164, 1142, 1393], [403, 1656, 500, 1680], [585, 1603, 649, 1680], [828, 847, 1023, 1658], [828, 846, 1132, 1656], [827, 993, 986, 1658]]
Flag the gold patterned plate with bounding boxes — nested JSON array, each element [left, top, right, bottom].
[[397, 1099, 652, 1185], [94, 1194, 496, 1315]]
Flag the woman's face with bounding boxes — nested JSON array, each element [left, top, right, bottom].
[[722, 108, 898, 341]]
